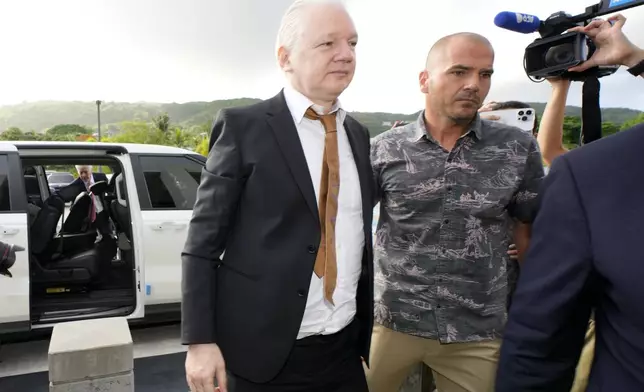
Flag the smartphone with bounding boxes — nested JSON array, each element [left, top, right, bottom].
[[483, 108, 535, 133]]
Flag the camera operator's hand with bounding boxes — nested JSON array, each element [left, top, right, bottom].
[[568, 14, 644, 72]]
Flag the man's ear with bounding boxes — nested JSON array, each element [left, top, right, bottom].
[[419, 70, 429, 94], [278, 46, 292, 72]]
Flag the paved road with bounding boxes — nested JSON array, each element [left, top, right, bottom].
[[0, 323, 188, 391]]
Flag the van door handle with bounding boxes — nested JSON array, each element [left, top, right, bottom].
[[151, 222, 186, 231], [0, 227, 19, 236], [164, 222, 186, 230]]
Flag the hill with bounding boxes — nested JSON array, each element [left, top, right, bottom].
[[0, 99, 641, 137]]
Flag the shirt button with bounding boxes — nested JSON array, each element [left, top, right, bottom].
[[297, 290, 306, 297], [307, 245, 317, 253]]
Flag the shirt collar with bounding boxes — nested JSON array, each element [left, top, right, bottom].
[[283, 83, 346, 125], [83, 174, 95, 189], [411, 110, 484, 143]]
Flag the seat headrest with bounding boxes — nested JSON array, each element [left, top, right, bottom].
[[73, 190, 90, 204], [89, 180, 108, 194], [24, 175, 40, 195]]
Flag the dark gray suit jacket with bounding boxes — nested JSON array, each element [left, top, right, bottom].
[[58, 172, 109, 203], [181, 91, 374, 383], [496, 123, 644, 391]]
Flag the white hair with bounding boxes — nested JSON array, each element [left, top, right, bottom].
[[275, 0, 347, 54], [75, 165, 92, 173]]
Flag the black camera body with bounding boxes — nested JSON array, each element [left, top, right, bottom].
[[525, 31, 588, 77], [525, 30, 620, 80]]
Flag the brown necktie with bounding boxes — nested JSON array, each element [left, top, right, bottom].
[[304, 107, 339, 305]]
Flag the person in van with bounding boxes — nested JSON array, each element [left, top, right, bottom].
[[61, 165, 108, 201]]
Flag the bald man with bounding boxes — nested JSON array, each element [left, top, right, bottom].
[[368, 33, 544, 392]]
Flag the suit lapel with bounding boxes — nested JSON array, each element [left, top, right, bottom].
[[266, 92, 320, 223]]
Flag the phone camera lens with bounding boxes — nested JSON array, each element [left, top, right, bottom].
[[518, 110, 524, 116], [522, 116, 528, 121], [526, 110, 532, 115]]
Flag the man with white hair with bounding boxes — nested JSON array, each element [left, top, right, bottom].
[[182, 1, 373, 391], [61, 164, 108, 202]]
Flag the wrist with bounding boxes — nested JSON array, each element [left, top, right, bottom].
[[551, 82, 570, 92], [622, 46, 644, 68], [550, 85, 570, 98]]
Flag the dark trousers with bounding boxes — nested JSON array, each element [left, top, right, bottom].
[[226, 320, 368, 392]]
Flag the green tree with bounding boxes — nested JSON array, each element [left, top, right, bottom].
[[620, 113, 644, 130], [106, 121, 168, 145], [0, 127, 25, 140], [562, 116, 582, 146], [601, 121, 620, 137], [167, 128, 192, 149], [152, 112, 171, 133], [195, 137, 209, 156], [22, 131, 41, 141], [45, 124, 92, 140]]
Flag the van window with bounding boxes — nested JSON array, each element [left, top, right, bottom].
[[139, 156, 204, 210], [0, 155, 10, 211]]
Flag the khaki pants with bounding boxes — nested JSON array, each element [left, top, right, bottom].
[[365, 324, 501, 392], [570, 319, 596, 392]]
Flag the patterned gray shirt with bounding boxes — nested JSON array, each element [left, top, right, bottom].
[[371, 112, 544, 343]]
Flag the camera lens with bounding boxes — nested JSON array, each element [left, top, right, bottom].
[[522, 116, 528, 121], [518, 110, 524, 116], [526, 110, 532, 115], [545, 43, 575, 67]]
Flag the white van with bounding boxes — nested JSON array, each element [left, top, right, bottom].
[[0, 141, 205, 336]]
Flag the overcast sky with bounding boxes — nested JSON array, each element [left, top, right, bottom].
[[1, 0, 644, 113]]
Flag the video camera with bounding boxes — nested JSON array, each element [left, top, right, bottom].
[[0, 240, 24, 278], [495, 0, 644, 81], [494, 0, 644, 145]]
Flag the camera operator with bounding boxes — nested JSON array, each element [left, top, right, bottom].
[[496, 14, 644, 391]]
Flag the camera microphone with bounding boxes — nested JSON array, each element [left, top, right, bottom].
[[494, 11, 543, 34]]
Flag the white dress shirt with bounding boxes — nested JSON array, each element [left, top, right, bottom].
[[84, 174, 103, 213], [282, 84, 365, 339]]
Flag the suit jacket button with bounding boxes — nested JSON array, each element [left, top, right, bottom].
[[307, 245, 317, 253], [297, 290, 306, 297]]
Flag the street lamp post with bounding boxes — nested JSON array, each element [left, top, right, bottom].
[[96, 100, 102, 173], [96, 100, 102, 142]]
